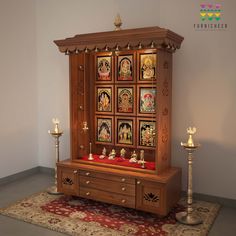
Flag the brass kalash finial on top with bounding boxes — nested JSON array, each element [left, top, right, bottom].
[[176, 127, 203, 225], [114, 14, 122, 31]]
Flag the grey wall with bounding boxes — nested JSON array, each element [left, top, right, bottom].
[[0, 0, 38, 178], [159, 0, 236, 199], [0, 0, 235, 200]]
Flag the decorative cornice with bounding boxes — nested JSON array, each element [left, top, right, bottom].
[[54, 26, 184, 54]]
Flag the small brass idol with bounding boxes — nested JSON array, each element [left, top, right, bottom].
[[108, 149, 116, 160], [129, 150, 138, 163], [82, 121, 89, 132], [176, 127, 202, 225], [99, 147, 106, 159], [120, 148, 126, 159]]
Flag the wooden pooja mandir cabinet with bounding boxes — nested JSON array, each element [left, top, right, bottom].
[[54, 26, 184, 216]]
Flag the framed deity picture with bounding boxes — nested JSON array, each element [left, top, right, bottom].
[[95, 116, 114, 145], [116, 86, 135, 115], [116, 117, 135, 147], [138, 50, 157, 82], [116, 52, 135, 82], [96, 86, 113, 113], [96, 52, 113, 82], [138, 85, 156, 116], [138, 118, 156, 148]]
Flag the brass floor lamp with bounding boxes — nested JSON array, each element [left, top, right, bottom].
[[176, 127, 203, 225]]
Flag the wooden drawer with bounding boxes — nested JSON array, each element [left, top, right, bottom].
[[79, 170, 135, 184], [80, 187, 135, 208], [80, 176, 135, 196]]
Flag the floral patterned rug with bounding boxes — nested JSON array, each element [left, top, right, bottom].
[[0, 190, 220, 236]]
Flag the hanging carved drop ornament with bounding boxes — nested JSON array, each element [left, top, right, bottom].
[[144, 192, 159, 202]]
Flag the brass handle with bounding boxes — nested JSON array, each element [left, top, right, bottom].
[[80, 145, 84, 149], [85, 172, 90, 176], [137, 180, 141, 185], [73, 170, 78, 174], [121, 187, 126, 191], [86, 192, 90, 196], [121, 178, 126, 182], [121, 199, 126, 203], [86, 180, 90, 184], [79, 65, 84, 70]]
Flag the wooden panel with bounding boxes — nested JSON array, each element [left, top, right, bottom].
[[70, 53, 91, 159], [80, 176, 135, 196], [166, 167, 181, 214], [79, 169, 135, 184], [57, 166, 79, 195], [156, 49, 172, 173], [80, 187, 135, 208], [136, 179, 164, 215], [69, 54, 79, 160]]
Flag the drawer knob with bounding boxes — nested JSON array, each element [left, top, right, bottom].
[[121, 187, 126, 191], [85, 172, 90, 176], [86, 180, 90, 184], [121, 199, 126, 203], [79, 65, 84, 70], [73, 170, 78, 174], [137, 180, 141, 185], [121, 178, 126, 182], [86, 192, 90, 196]]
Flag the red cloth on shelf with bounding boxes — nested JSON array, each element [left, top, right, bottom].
[[81, 155, 155, 170]]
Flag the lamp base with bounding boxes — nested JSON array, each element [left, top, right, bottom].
[[47, 186, 63, 195], [176, 211, 203, 225]]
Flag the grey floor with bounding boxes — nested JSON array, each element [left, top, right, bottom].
[[0, 172, 236, 236]]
